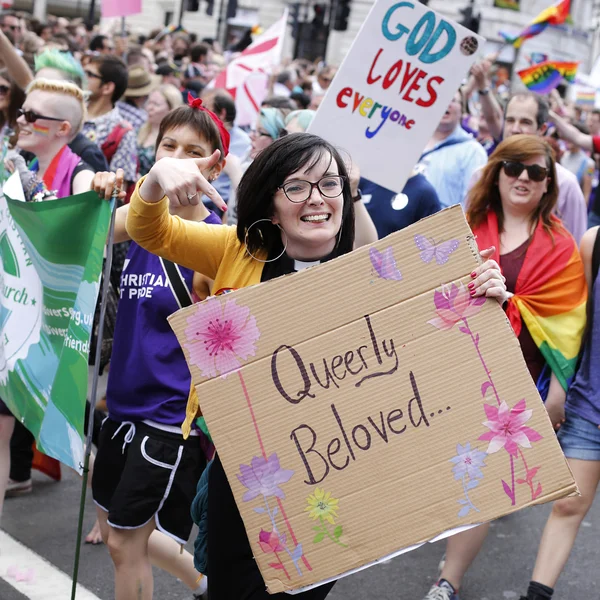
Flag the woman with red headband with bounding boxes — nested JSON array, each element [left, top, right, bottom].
[[88, 96, 230, 600]]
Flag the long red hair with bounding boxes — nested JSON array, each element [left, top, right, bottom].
[[466, 135, 559, 235]]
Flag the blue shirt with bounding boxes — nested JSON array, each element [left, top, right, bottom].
[[361, 174, 441, 239], [417, 126, 488, 209]]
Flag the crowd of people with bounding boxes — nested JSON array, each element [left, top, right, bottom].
[[0, 8, 599, 600]]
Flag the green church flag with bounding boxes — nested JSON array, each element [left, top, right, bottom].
[[0, 174, 111, 473]]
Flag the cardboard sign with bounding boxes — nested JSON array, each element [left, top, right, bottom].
[[308, 1, 484, 193], [169, 207, 576, 594]]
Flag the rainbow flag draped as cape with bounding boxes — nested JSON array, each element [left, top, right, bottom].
[[500, 0, 571, 48], [518, 60, 579, 94], [473, 211, 587, 391]]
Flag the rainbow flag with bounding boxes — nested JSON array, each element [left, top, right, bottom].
[[500, 0, 571, 48], [473, 211, 587, 391], [576, 90, 596, 108], [518, 60, 579, 94]]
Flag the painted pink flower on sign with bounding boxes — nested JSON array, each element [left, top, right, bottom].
[[428, 282, 486, 331], [237, 453, 294, 502], [184, 297, 260, 378], [479, 399, 542, 457], [258, 529, 286, 553]]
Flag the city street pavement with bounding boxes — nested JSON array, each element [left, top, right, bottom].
[[1, 466, 599, 600]]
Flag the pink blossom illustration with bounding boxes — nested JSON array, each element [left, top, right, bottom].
[[479, 399, 542, 457], [428, 282, 486, 331], [184, 297, 260, 378], [429, 281, 544, 507], [237, 453, 294, 501], [258, 529, 286, 553]]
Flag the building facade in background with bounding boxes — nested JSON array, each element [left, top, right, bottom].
[[10, 0, 599, 72]]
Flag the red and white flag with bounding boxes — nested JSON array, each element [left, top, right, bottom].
[[212, 11, 288, 127]]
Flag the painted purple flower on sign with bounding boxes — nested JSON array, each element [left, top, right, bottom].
[[237, 453, 294, 502], [184, 297, 260, 378], [428, 282, 486, 331], [258, 529, 286, 553], [479, 399, 543, 457], [450, 442, 487, 481]]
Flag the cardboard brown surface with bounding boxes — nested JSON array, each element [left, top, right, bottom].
[[169, 206, 576, 594]]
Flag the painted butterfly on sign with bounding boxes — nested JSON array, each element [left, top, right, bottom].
[[370, 247, 402, 281], [414, 235, 460, 265]]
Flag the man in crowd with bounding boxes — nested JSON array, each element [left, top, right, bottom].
[[418, 89, 488, 208], [82, 55, 137, 187], [561, 122, 594, 201], [272, 68, 297, 98], [0, 12, 22, 46], [89, 34, 115, 55]]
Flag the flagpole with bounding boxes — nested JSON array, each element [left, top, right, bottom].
[[70, 199, 116, 600]]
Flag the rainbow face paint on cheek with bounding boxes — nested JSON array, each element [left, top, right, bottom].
[[32, 123, 50, 136]]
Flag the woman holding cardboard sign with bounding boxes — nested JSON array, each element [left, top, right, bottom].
[[423, 135, 587, 600], [126, 132, 509, 599]]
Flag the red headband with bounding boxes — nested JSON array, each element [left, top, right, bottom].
[[187, 93, 230, 157]]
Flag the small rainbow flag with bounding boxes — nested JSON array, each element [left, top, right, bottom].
[[518, 60, 579, 94], [500, 0, 571, 48], [576, 90, 596, 108]]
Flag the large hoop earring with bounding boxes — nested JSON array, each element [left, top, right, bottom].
[[244, 218, 288, 263]]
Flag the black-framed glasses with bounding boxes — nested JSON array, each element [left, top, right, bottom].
[[84, 69, 103, 81], [279, 176, 346, 203], [17, 109, 65, 124], [502, 161, 548, 182], [0, 85, 9, 95]]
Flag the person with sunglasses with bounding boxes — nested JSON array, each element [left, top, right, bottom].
[[0, 13, 22, 46], [13, 78, 94, 199], [422, 135, 587, 600]]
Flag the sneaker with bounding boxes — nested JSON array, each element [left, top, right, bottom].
[[5, 478, 32, 497], [423, 579, 459, 600]]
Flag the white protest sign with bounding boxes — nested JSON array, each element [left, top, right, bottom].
[[308, 1, 484, 193]]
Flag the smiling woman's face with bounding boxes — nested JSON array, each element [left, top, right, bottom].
[[498, 154, 549, 215], [271, 151, 345, 260]]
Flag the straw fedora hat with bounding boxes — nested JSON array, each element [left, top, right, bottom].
[[126, 66, 161, 97]]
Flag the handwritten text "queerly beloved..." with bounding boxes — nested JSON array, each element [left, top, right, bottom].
[[270, 315, 450, 485]]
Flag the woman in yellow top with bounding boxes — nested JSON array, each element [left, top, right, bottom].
[[126, 132, 509, 600]]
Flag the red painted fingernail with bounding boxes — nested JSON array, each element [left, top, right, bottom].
[[468, 282, 474, 289], [471, 271, 476, 278], [470, 290, 476, 296]]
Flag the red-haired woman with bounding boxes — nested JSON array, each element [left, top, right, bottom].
[[423, 135, 588, 600]]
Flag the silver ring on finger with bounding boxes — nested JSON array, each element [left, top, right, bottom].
[[187, 191, 198, 201]]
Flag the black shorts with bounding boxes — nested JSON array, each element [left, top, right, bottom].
[[92, 417, 205, 544]]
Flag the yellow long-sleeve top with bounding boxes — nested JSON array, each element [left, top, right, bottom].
[[126, 180, 267, 436]]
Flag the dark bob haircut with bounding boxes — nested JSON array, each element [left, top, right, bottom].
[[236, 132, 355, 258], [155, 105, 224, 157]]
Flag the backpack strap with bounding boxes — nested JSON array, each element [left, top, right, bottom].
[[159, 258, 193, 309], [101, 122, 133, 165]]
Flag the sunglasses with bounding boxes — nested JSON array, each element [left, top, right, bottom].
[[0, 85, 9, 95], [3, 25, 19, 32], [502, 161, 548, 183], [17, 109, 64, 124], [84, 69, 103, 80]]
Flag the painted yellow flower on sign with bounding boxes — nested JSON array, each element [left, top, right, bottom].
[[305, 488, 340, 525]]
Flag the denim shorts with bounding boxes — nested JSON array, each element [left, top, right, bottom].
[[558, 411, 600, 461]]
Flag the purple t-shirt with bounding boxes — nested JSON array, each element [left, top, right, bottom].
[[106, 210, 221, 425]]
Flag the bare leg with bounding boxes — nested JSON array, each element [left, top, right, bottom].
[[439, 523, 491, 590], [106, 518, 156, 600], [95, 506, 110, 544], [0, 415, 14, 520], [148, 530, 204, 590], [531, 458, 600, 588]]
